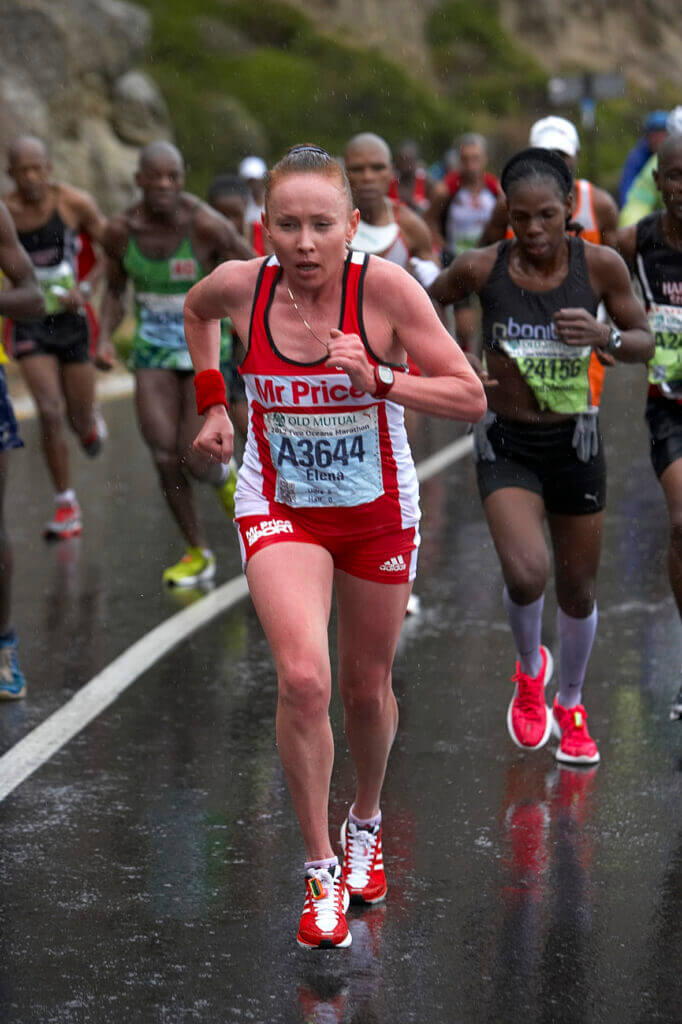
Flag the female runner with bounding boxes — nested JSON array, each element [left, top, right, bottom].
[[183, 146, 486, 949], [430, 148, 653, 766]]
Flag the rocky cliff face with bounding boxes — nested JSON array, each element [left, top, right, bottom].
[[293, 0, 682, 92], [0, 0, 172, 212], [2, 0, 680, 213], [499, 0, 681, 92]]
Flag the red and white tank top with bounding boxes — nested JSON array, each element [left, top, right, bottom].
[[573, 180, 601, 244], [235, 250, 420, 535]]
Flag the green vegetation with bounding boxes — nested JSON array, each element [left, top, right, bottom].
[[136, 0, 679, 197], [136, 0, 468, 195]]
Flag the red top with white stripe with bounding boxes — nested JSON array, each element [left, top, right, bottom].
[[235, 250, 420, 537]]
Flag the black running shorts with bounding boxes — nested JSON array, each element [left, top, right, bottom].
[[645, 395, 682, 478], [475, 415, 606, 516], [11, 312, 90, 364]]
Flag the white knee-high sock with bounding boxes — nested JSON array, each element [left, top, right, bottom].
[[557, 605, 598, 709], [503, 586, 544, 677]]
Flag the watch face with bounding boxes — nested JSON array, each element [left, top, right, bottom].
[[377, 365, 394, 385]]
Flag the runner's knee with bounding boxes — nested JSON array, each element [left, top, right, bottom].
[[37, 399, 66, 435], [278, 661, 330, 718], [503, 549, 549, 603], [556, 574, 596, 618], [340, 670, 392, 720]]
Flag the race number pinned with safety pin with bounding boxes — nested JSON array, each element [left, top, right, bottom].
[[264, 407, 384, 508], [648, 302, 682, 398]]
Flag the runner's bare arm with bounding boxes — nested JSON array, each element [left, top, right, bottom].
[[184, 259, 262, 373], [428, 247, 495, 306], [58, 186, 108, 311], [478, 195, 508, 246], [554, 247, 653, 363], [96, 216, 131, 368], [594, 186, 619, 250], [0, 202, 44, 319], [195, 204, 254, 268], [614, 225, 637, 270], [399, 205, 437, 261], [423, 181, 448, 248], [67, 185, 107, 245], [185, 260, 261, 462], [327, 260, 486, 422]]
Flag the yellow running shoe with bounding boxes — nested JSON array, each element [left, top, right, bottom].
[[162, 547, 216, 587], [215, 459, 238, 519]]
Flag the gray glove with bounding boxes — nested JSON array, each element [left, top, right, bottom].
[[471, 410, 497, 463], [572, 410, 599, 463]]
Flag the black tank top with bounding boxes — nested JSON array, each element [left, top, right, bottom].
[[635, 213, 682, 399], [479, 237, 600, 414], [17, 208, 79, 272], [17, 208, 80, 320], [635, 213, 682, 307], [480, 237, 598, 353]]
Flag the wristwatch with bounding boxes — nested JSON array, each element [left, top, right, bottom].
[[605, 327, 623, 354], [373, 364, 395, 398]]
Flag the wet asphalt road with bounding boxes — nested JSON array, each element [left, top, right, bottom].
[[0, 364, 680, 1024]]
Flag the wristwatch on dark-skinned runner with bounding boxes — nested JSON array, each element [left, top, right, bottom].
[[373, 364, 395, 398], [605, 327, 623, 355]]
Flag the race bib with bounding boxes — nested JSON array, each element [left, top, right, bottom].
[[648, 302, 682, 398], [265, 407, 383, 508], [494, 320, 591, 413], [136, 292, 187, 349], [35, 259, 76, 315]]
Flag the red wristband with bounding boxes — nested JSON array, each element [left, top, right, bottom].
[[194, 369, 228, 415]]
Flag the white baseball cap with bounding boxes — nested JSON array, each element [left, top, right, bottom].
[[666, 106, 682, 136], [238, 156, 267, 180], [529, 117, 580, 157]]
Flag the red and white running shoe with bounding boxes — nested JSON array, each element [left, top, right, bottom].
[[296, 863, 351, 950], [340, 820, 387, 905], [552, 699, 600, 765], [44, 500, 82, 540], [507, 645, 554, 750]]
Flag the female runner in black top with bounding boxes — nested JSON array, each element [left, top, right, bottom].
[[430, 148, 653, 763]]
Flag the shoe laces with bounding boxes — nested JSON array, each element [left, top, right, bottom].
[[346, 824, 378, 884], [307, 867, 342, 931], [565, 705, 589, 734], [512, 669, 544, 719]]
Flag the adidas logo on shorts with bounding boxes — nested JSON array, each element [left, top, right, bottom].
[[379, 555, 406, 573]]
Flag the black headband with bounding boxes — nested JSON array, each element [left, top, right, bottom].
[[501, 147, 573, 196]]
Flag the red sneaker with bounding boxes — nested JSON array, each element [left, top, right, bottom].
[[507, 645, 554, 750], [44, 501, 82, 540], [296, 863, 351, 950], [340, 820, 387, 905], [552, 699, 600, 764]]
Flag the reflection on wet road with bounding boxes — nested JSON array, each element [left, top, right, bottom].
[[0, 366, 679, 1023]]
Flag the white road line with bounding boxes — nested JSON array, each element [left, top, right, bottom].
[[0, 432, 473, 802], [416, 434, 472, 483]]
